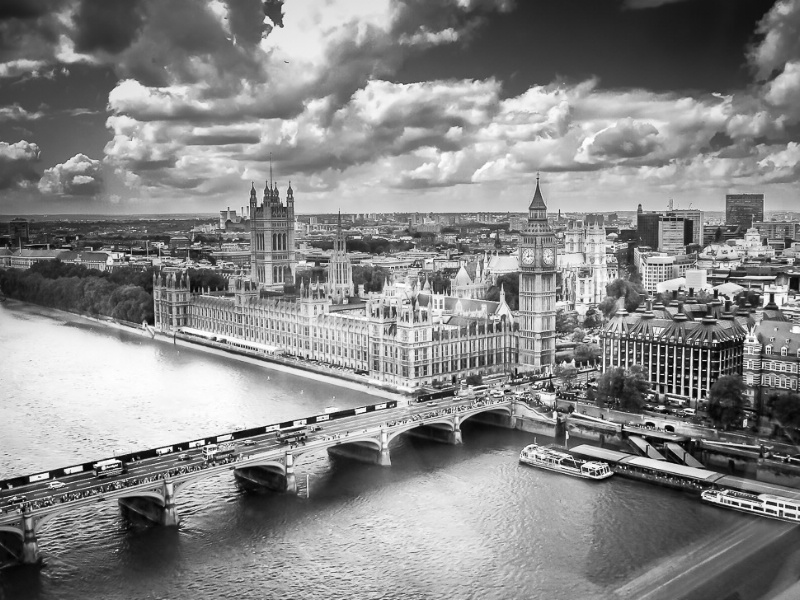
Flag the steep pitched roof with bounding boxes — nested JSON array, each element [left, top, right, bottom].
[[528, 178, 547, 211]]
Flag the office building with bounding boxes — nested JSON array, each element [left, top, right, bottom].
[[726, 194, 764, 231], [636, 205, 660, 250], [634, 248, 697, 295], [658, 215, 689, 255], [668, 209, 704, 246], [601, 298, 745, 405]]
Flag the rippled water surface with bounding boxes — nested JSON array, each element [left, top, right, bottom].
[[0, 302, 786, 600]]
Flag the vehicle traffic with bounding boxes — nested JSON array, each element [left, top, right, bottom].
[[276, 425, 308, 444], [202, 443, 237, 461], [93, 459, 125, 478]]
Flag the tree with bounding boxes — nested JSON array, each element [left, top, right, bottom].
[[484, 272, 519, 309], [599, 278, 644, 318], [596, 366, 648, 412], [571, 327, 586, 343], [465, 373, 483, 386], [574, 343, 601, 365], [554, 364, 578, 387], [555, 309, 578, 334], [767, 393, 800, 435], [596, 367, 625, 408], [620, 365, 650, 413], [707, 375, 746, 430], [583, 308, 602, 329], [714, 227, 724, 243]]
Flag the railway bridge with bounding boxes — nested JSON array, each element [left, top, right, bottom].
[[0, 395, 519, 565]]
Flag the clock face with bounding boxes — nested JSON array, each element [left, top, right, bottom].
[[521, 248, 535, 265], [542, 248, 555, 266]]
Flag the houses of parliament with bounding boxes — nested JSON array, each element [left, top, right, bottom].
[[153, 178, 557, 389]]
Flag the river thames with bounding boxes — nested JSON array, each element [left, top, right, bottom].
[[1, 301, 797, 600]]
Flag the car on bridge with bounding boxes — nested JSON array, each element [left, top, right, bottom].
[[178, 453, 191, 461], [5, 495, 27, 506], [243, 439, 256, 446], [47, 481, 65, 489]]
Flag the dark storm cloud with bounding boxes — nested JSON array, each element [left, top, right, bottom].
[[225, 0, 272, 47], [0, 140, 40, 190], [623, 0, 691, 8], [72, 0, 146, 55], [0, 0, 52, 20], [262, 0, 284, 28]]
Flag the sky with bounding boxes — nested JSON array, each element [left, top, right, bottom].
[[0, 0, 799, 216]]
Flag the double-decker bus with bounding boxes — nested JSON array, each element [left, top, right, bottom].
[[202, 443, 237, 462], [277, 425, 308, 444], [93, 459, 125, 478]]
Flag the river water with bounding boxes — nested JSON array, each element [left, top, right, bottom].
[[0, 302, 794, 600]]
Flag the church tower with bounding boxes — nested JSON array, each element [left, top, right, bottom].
[[518, 176, 557, 370]]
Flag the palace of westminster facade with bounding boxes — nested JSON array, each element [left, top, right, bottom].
[[153, 178, 558, 388]]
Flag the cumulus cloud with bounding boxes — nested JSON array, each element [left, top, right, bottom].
[[3, 0, 796, 208], [749, 0, 800, 80], [0, 140, 41, 190], [0, 104, 44, 122], [38, 153, 103, 196], [580, 119, 662, 162]]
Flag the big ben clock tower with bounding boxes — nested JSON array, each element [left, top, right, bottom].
[[518, 175, 557, 370]]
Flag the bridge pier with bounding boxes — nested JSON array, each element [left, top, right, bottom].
[[285, 452, 297, 494], [378, 429, 391, 466], [161, 480, 180, 527], [450, 416, 463, 445], [22, 512, 40, 565]]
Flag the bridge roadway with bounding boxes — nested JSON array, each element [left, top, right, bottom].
[[0, 394, 515, 564]]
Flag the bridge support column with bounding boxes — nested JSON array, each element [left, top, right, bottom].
[[21, 512, 40, 565], [161, 480, 180, 527], [449, 416, 463, 445], [285, 452, 297, 494], [378, 429, 391, 466]]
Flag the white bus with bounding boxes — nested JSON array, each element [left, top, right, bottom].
[[93, 459, 124, 478]]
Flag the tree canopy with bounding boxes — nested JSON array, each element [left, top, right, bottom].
[[707, 375, 746, 429], [599, 278, 644, 319], [595, 366, 649, 412], [0, 261, 155, 324], [767, 393, 800, 434]]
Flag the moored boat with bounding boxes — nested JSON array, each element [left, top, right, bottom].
[[700, 488, 800, 523], [519, 444, 613, 480]]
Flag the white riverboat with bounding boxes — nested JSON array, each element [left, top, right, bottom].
[[701, 489, 800, 523], [519, 444, 613, 480]]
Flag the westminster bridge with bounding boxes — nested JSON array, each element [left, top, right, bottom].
[[0, 394, 527, 565]]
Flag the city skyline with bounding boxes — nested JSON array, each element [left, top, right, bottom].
[[1, 0, 799, 215]]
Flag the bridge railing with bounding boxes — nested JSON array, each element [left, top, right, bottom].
[[0, 400, 398, 489]]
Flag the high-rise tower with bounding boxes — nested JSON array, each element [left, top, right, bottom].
[[249, 170, 296, 290], [518, 176, 557, 370]]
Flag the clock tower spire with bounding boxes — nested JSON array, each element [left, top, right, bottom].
[[518, 175, 557, 370]]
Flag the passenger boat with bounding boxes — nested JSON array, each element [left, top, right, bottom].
[[700, 489, 800, 523], [519, 444, 613, 480]]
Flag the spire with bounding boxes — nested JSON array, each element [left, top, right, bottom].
[[269, 152, 273, 190], [529, 172, 547, 211], [250, 181, 256, 197]]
